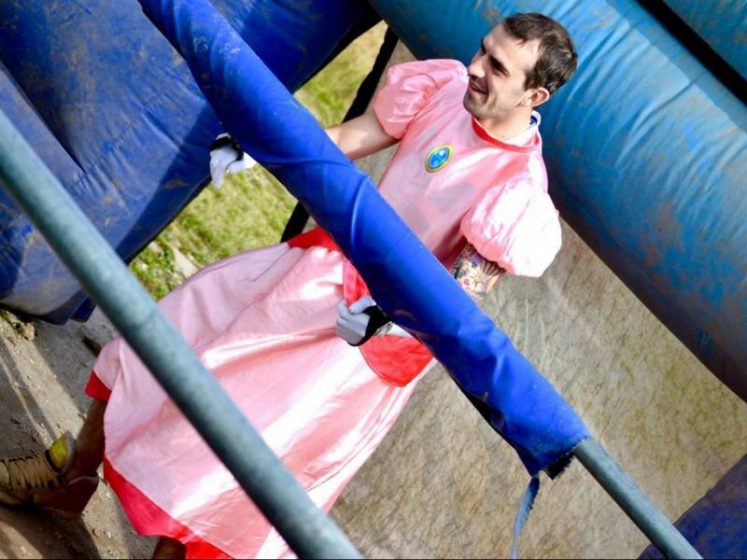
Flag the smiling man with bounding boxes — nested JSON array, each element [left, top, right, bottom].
[[465, 17, 565, 137], [0, 12, 578, 560], [332, 12, 577, 317]]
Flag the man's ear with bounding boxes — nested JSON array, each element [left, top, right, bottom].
[[523, 87, 551, 108]]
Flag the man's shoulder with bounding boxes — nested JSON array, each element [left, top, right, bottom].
[[393, 58, 466, 75], [388, 58, 467, 95]]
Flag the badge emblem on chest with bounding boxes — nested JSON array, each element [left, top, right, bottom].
[[425, 144, 454, 173]]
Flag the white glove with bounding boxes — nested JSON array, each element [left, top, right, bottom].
[[209, 133, 257, 188], [336, 296, 412, 346]]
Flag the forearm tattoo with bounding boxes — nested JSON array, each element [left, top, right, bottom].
[[453, 244, 505, 303]]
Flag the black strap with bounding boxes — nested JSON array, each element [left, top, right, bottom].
[[348, 304, 391, 347], [210, 134, 243, 155], [280, 26, 399, 242]]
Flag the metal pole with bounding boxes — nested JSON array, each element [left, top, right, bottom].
[[574, 438, 701, 559], [0, 110, 361, 559]]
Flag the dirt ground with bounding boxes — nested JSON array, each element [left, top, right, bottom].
[[0, 306, 157, 559]]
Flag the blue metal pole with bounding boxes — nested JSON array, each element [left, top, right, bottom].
[[0, 109, 361, 559], [574, 439, 701, 559]]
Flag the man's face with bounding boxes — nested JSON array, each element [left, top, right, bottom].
[[463, 24, 541, 124]]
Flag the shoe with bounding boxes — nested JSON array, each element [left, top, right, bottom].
[[0, 431, 98, 517]]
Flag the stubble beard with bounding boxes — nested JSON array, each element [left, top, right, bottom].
[[463, 91, 491, 121], [463, 90, 480, 117]]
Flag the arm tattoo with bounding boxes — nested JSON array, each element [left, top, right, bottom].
[[452, 244, 505, 303]]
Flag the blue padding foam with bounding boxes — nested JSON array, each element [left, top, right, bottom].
[[137, 0, 591, 476], [0, 0, 375, 322], [640, 453, 747, 559]]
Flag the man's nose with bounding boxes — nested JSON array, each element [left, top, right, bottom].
[[467, 55, 485, 78]]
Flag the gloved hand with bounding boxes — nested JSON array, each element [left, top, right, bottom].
[[336, 295, 408, 346], [209, 133, 257, 188]]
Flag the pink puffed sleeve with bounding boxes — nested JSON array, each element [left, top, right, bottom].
[[373, 59, 465, 139], [460, 181, 562, 277]]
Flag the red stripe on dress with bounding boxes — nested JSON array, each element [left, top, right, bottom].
[[290, 227, 432, 386], [287, 226, 339, 251], [85, 371, 112, 401], [103, 457, 232, 559]]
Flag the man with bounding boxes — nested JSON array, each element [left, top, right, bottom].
[[0, 13, 576, 559]]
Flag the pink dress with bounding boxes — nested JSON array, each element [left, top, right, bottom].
[[86, 59, 562, 558]]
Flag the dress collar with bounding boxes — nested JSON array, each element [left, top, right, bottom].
[[471, 114, 541, 153]]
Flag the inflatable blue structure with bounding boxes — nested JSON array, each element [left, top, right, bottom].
[[0, 0, 378, 323]]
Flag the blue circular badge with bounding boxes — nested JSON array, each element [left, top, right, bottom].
[[425, 145, 454, 173]]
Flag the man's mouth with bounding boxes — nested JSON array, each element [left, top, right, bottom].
[[468, 79, 486, 96]]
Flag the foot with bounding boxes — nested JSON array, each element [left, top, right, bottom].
[[0, 432, 99, 517]]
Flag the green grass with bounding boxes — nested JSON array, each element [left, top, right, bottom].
[[131, 23, 387, 299]]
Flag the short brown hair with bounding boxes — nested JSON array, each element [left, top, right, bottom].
[[502, 13, 577, 95]]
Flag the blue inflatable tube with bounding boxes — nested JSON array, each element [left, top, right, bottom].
[[640, 453, 747, 559], [660, 0, 747, 82], [369, 0, 747, 400], [0, 0, 377, 322], [137, 0, 590, 477]]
